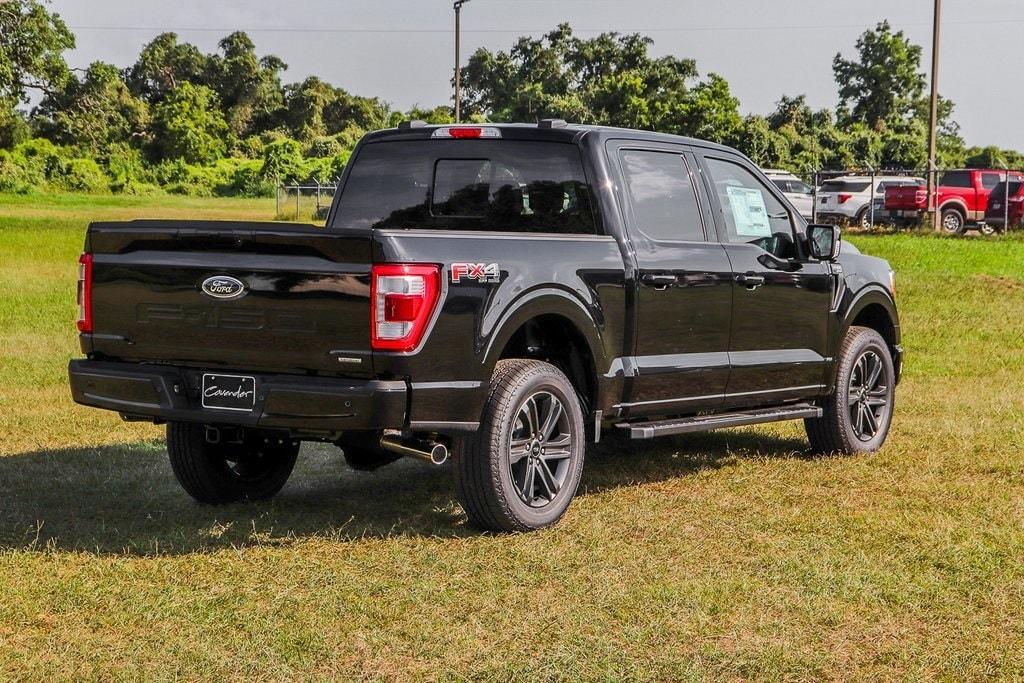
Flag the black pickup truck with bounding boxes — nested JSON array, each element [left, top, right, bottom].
[[70, 121, 902, 532]]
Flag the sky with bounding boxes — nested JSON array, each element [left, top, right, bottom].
[[45, 0, 1024, 150]]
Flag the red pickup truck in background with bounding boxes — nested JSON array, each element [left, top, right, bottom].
[[884, 169, 1024, 234]]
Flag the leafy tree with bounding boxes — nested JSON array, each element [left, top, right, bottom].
[[833, 21, 925, 131], [282, 76, 390, 141], [259, 137, 305, 183], [672, 73, 742, 144], [36, 61, 150, 157], [125, 33, 207, 103], [150, 82, 228, 164], [460, 23, 733, 137], [0, 0, 74, 103], [204, 32, 286, 138]]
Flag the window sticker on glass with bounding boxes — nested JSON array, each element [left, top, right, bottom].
[[725, 186, 771, 237]]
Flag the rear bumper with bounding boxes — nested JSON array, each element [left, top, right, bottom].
[[68, 360, 407, 433]]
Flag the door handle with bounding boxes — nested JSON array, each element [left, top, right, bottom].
[[735, 273, 766, 290], [640, 273, 677, 290]]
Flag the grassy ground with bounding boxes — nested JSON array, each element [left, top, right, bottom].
[[1, 193, 1023, 680]]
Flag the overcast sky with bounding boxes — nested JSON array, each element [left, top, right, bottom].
[[47, 0, 1024, 150]]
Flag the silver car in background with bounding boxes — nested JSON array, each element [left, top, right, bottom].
[[763, 169, 815, 220]]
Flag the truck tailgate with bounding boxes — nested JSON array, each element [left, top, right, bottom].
[[85, 220, 374, 376], [884, 185, 925, 211]]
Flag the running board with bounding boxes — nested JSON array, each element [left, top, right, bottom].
[[616, 404, 822, 439]]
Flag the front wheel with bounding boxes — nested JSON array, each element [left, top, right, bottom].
[[455, 359, 586, 532], [167, 422, 299, 504], [805, 326, 895, 455]]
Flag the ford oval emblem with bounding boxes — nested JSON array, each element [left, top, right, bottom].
[[201, 275, 246, 299]]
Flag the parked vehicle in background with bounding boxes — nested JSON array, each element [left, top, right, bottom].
[[817, 175, 923, 228], [763, 169, 815, 219], [68, 121, 902, 533], [884, 169, 1024, 234], [985, 180, 1024, 231]]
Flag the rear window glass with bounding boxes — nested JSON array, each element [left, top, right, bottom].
[[332, 140, 597, 234], [820, 180, 871, 193]]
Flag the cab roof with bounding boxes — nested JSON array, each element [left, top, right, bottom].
[[361, 121, 740, 155]]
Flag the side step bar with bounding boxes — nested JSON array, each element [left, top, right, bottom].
[[615, 404, 822, 440]]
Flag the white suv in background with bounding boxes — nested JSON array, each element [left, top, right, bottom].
[[816, 175, 924, 227], [763, 169, 814, 220]]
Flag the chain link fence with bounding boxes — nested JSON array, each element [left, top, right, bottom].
[[275, 182, 339, 223]]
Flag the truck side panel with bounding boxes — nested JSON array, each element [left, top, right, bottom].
[[370, 229, 628, 425]]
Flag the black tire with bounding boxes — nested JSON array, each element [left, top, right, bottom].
[[337, 432, 401, 471], [805, 326, 895, 455], [166, 422, 299, 504], [940, 207, 966, 234], [455, 359, 586, 532], [978, 222, 997, 236], [855, 206, 871, 229]]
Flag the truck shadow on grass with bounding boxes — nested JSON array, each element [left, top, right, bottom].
[[0, 431, 810, 555]]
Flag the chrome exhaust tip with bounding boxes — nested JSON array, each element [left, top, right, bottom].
[[379, 435, 449, 466]]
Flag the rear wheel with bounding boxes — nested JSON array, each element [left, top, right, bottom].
[[978, 222, 997, 236], [941, 207, 966, 234], [855, 207, 871, 229], [455, 359, 586, 532], [805, 326, 895, 455], [166, 422, 299, 504]]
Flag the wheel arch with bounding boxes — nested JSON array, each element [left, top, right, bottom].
[[483, 290, 608, 415], [841, 287, 901, 378], [939, 199, 967, 216]]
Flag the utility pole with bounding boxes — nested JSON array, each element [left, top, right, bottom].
[[453, 0, 473, 123], [927, 0, 942, 231]]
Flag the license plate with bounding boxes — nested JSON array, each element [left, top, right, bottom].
[[202, 373, 256, 412], [820, 197, 829, 205]]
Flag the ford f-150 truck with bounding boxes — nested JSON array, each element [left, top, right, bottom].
[[69, 121, 902, 532], [883, 169, 1024, 233]]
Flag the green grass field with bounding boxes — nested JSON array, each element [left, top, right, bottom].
[[1, 193, 1023, 680]]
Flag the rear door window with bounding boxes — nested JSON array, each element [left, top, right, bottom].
[[332, 140, 597, 234], [618, 149, 705, 242], [981, 173, 1002, 190]]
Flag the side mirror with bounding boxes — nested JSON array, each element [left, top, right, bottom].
[[807, 224, 841, 261]]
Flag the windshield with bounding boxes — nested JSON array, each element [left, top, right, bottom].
[[331, 140, 597, 234]]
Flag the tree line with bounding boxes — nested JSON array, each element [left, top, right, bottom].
[[0, 0, 1021, 198]]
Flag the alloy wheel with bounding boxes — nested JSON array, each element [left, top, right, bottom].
[[508, 391, 573, 508], [848, 350, 890, 442]]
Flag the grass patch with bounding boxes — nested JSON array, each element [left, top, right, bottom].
[[1, 193, 1023, 679]]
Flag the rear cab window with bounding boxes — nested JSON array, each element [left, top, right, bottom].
[[331, 140, 597, 234]]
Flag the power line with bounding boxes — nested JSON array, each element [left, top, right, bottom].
[[67, 19, 1024, 35]]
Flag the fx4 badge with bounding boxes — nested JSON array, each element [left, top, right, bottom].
[[450, 262, 501, 284]]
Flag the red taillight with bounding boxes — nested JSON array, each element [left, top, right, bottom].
[[371, 264, 441, 352], [76, 252, 93, 333], [838, 193, 853, 204]]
